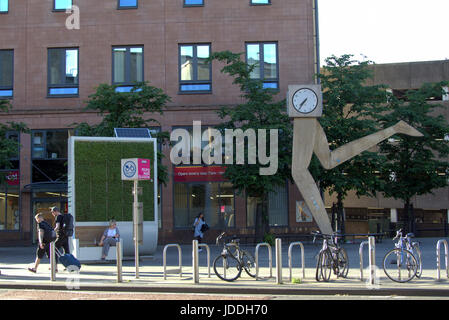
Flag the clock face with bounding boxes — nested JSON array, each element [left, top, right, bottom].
[[292, 88, 318, 114]]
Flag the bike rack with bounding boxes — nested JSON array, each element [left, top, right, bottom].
[[288, 242, 305, 281], [359, 240, 369, 281], [116, 240, 122, 283], [163, 244, 182, 280], [198, 243, 211, 278], [436, 239, 449, 281], [359, 236, 376, 284], [255, 242, 273, 280]]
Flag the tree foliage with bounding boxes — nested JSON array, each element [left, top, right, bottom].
[[311, 54, 390, 232], [209, 51, 293, 239], [377, 81, 449, 232], [0, 100, 29, 171], [73, 82, 171, 185]]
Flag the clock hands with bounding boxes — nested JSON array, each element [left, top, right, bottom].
[[300, 98, 308, 108]]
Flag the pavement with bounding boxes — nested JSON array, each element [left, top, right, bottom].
[[1, 237, 449, 297]]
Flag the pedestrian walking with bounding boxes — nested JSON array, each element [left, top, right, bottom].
[[28, 213, 56, 273], [193, 212, 208, 251]]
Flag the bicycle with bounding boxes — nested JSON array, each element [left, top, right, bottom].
[[213, 232, 257, 282], [312, 231, 349, 282], [382, 229, 422, 283]]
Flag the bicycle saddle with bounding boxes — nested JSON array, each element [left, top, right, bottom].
[[407, 233, 415, 238]]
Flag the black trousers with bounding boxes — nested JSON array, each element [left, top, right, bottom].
[[55, 235, 70, 264]]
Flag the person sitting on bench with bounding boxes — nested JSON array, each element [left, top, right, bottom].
[[98, 219, 120, 260]]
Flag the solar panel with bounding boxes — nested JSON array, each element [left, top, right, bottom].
[[114, 128, 152, 138]]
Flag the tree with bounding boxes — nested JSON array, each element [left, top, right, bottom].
[[209, 51, 293, 241], [73, 82, 171, 185], [377, 81, 449, 234], [0, 100, 29, 180], [310, 54, 390, 234]]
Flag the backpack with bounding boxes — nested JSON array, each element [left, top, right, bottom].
[[40, 221, 57, 243], [63, 214, 74, 237], [201, 223, 209, 233]]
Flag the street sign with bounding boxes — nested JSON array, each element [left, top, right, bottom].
[[121, 158, 151, 181]]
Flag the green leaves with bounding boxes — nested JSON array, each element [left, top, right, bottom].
[[0, 100, 29, 171], [73, 82, 171, 185], [377, 81, 449, 203]]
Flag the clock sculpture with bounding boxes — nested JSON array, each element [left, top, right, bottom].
[[288, 84, 423, 235]]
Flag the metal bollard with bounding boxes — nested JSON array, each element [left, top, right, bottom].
[[192, 240, 199, 284], [198, 243, 211, 278], [368, 236, 376, 285], [116, 240, 122, 283], [163, 244, 182, 280], [255, 242, 273, 280], [50, 241, 56, 281], [359, 240, 369, 281], [288, 242, 305, 281], [436, 239, 449, 281], [275, 238, 283, 284]]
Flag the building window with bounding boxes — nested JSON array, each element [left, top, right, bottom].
[[0, 50, 13, 98], [246, 42, 279, 90], [247, 183, 288, 227], [118, 0, 138, 9], [184, 0, 204, 6], [54, 0, 72, 11], [112, 46, 143, 92], [48, 48, 79, 97], [0, 176, 19, 231], [250, 0, 271, 5], [32, 130, 70, 183], [179, 44, 211, 93], [174, 182, 235, 229], [0, 0, 8, 13]]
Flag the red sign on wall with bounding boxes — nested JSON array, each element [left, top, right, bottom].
[[174, 166, 227, 183], [5, 171, 19, 186]]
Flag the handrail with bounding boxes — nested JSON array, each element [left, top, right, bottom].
[[288, 242, 305, 281], [436, 239, 449, 281], [255, 242, 273, 280], [163, 244, 182, 280]]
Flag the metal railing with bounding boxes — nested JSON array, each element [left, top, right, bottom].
[[50, 241, 56, 281], [116, 240, 122, 283], [436, 239, 449, 281], [255, 242, 273, 280], [192, 241, 211, 283], [288, 242, 305, 281], [198, 243, 211, 278], [275, 238, 282, 284], [163, 244, 182, 280], [359, 240, 369, 281], [359, 236, 376, 284]]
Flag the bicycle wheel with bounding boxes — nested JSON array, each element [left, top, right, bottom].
[[319, 250, 333, 282], [337, 247, 349, 278], [315, 251, 323, 282], [241, 250, 257, 278], [412, 243, 422, 278], [383, 248, 418, 283], [213, 253, 242, 282]]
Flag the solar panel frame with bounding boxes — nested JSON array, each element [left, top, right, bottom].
[[114, 128, 152, 138]]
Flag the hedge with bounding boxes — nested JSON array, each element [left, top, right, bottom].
[[74, 140, 155, 222]]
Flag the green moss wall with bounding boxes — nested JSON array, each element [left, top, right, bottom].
[[74, 140, 155, 222]]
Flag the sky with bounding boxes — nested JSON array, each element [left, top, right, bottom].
[[318, 0, 449, 66]]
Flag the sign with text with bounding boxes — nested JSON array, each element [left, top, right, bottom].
[[174, 166, 227, 183], [121, 158, 151, 181]]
